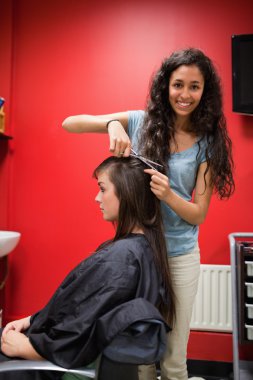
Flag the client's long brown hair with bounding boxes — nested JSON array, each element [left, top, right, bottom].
[[93, 156, 175, 326]]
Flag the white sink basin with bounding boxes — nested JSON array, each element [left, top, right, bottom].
[[0, 231, 21, 258]]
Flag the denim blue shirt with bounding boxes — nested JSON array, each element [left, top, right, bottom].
[[127, 110, 208, 256]]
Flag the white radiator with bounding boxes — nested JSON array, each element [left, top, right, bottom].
[[190, 264, 232, 332]]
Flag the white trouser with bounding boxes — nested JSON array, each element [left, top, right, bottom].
[[138, 245, 200, 380]]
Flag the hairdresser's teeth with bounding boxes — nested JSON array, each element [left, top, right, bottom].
[[177, 102, 191, 108]]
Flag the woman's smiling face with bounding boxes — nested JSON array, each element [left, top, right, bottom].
[[169, 64, 205, 121], [95, 170, 119, 222]]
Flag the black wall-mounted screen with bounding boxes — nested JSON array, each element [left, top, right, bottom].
[[232, 34, 253, 115]]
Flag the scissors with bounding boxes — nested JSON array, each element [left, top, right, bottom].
[[130, 148, 163, 171]]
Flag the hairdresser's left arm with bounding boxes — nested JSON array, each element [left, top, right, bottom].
[[1, 330, 44, 360], [145, 161, 213, 225]]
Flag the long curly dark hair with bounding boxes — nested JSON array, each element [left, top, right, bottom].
[[138, 48, 235, 199]]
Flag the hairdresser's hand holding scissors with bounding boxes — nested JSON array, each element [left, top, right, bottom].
[[61, 113, 131, 157], [107, 119, 131, 157]]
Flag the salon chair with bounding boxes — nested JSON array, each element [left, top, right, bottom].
[[0, 318, 168, 380]]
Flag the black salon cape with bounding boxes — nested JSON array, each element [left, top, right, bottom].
[[25, 234, 167, 369]]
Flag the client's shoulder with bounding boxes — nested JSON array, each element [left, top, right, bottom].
[[108, 233, 152, 261]]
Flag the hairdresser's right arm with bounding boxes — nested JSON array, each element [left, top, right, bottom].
[[62, 112, 131, 156]]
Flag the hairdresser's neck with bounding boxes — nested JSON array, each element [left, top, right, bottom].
[[174, 115, 191, 131]]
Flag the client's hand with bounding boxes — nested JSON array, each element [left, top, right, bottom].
[[1, 329, 44, 360], [1, 330, 28, 357], [2, 316, 31, 337]]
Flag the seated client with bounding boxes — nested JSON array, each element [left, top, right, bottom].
[[0, 156, 175, 379]]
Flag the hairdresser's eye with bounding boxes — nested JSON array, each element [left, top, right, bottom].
[[173, 82, 183, 89], [191, 84, 200, 91]]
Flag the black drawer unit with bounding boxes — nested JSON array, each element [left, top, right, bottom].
[[236, 242, 253, 343], [229, 233, 253, 380]]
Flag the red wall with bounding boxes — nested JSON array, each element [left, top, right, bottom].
[[0, 0, 13, 229], [1, 0, 253, 362]]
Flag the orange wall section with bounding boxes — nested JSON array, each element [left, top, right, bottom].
[[1, 0, 253, 362]]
